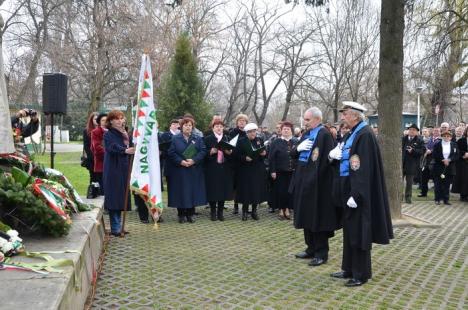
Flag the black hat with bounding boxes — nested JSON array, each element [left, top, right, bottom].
[[407, 123, 419, 131]]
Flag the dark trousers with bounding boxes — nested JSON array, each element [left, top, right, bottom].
[[420, 167, 431, 195], [404, 174, 414, 201], [242, 204, 256, 212], [209, 201, 225, 209], [177, 208, 195, 217], [134, 194, 149, 221], [341, 223, 372, 281], [433, 175, 453, 202], [303, 229, 330, 260]]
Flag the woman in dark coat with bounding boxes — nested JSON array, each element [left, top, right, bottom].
[[268, 121, 298, 220], [235, 122, 267, 221], [451, 127, 468, 201], [228, 114, 249, 215], [83, 112, 98, 198], [91, 113, 108, 195], [432, 130, 459, 205], [103, 110, 135, 236], [167, 117, 207, 223], [204, 119, 234, 221]]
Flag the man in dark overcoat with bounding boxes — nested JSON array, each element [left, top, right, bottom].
[[328, 101, 393, 287], [290, 107, 340, 267], [402, 124, 425, 204]]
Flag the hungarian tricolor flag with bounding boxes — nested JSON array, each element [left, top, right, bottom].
[[130, 54, 164, 223]]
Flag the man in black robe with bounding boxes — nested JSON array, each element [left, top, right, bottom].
[[290, 107, 340, 267], [329, 101, 393, 287]]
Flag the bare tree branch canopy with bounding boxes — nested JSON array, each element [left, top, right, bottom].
[[0, 0, 465, 135]]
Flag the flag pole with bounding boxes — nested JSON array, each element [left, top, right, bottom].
[[120, 153, 134, 237]]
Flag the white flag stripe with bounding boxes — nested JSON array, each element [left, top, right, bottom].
[[130, 55, 164, 217]]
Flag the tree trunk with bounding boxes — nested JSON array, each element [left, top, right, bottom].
[[15, 47, 42, 104], [378, 0, 405, 220], [0, 14, 15, 154], [281, 85, 293, 121], [87, 0, 107, 114]]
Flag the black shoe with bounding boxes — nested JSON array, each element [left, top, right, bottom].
[[187, 216, 195, 223], [344, 278, 367, 287], [268, 208, 275, 213], [178, 216, 186, 224], [443, 201, 451, 205], [140, 219, 150, 224], [417, 194, 427, 197], [330, 271, 352, 279], [295, 251, 313, 259], [233, 205, 239, 215], [405, 199, 412, 204], [251, 212, 259, 221], [308, 257, 327, 266]]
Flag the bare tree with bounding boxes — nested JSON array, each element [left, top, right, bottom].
[[275, 22, 315, 121]]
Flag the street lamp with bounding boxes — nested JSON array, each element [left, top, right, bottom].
[[416, 86, 424, 130]]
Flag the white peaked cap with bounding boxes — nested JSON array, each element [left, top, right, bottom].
[[244, 123, 258, 132], [339, 101, 367, 113]]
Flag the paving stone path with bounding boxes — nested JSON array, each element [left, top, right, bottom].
[[92, 200, 467, 309]]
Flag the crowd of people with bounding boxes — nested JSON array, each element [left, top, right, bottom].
[[401, 121, 468, 205], [81, 101, 467, 287]]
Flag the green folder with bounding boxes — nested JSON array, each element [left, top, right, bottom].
[[183, 143, 198, 159]]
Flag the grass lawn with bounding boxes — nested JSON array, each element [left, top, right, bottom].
[[33, 152, 88, 196]]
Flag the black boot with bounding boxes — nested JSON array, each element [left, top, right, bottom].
[[210, 205, 217, 221], [86, 184, 94, 199], [233, 202, 239, 215], [241, 205, 248, 221], [92, 182, 100, 198], [251, 205, 259, 221], [217, 204, 225, 221]]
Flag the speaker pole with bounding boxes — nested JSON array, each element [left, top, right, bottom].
[[50, 113, 55, 169]]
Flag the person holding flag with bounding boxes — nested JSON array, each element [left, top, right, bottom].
[[103, 110, 135, 236]]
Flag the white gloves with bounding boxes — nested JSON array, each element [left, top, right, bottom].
[[347, 196, 357, 208], [297, 139, 313, 152], [329, 143, 343, 160]]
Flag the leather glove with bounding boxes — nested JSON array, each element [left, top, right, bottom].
[[297, 139, 313, 152], [347, 196, 357, 208], [329, 143, 343, 160]]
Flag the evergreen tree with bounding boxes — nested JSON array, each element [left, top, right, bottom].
[[158, 33, 211, 131]]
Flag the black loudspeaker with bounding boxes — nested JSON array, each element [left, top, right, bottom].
[[42, 73, 68, 115]]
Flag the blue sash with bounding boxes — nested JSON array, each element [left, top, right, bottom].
[[298, 125, 323, 163], [340, 122, 367, 176]]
